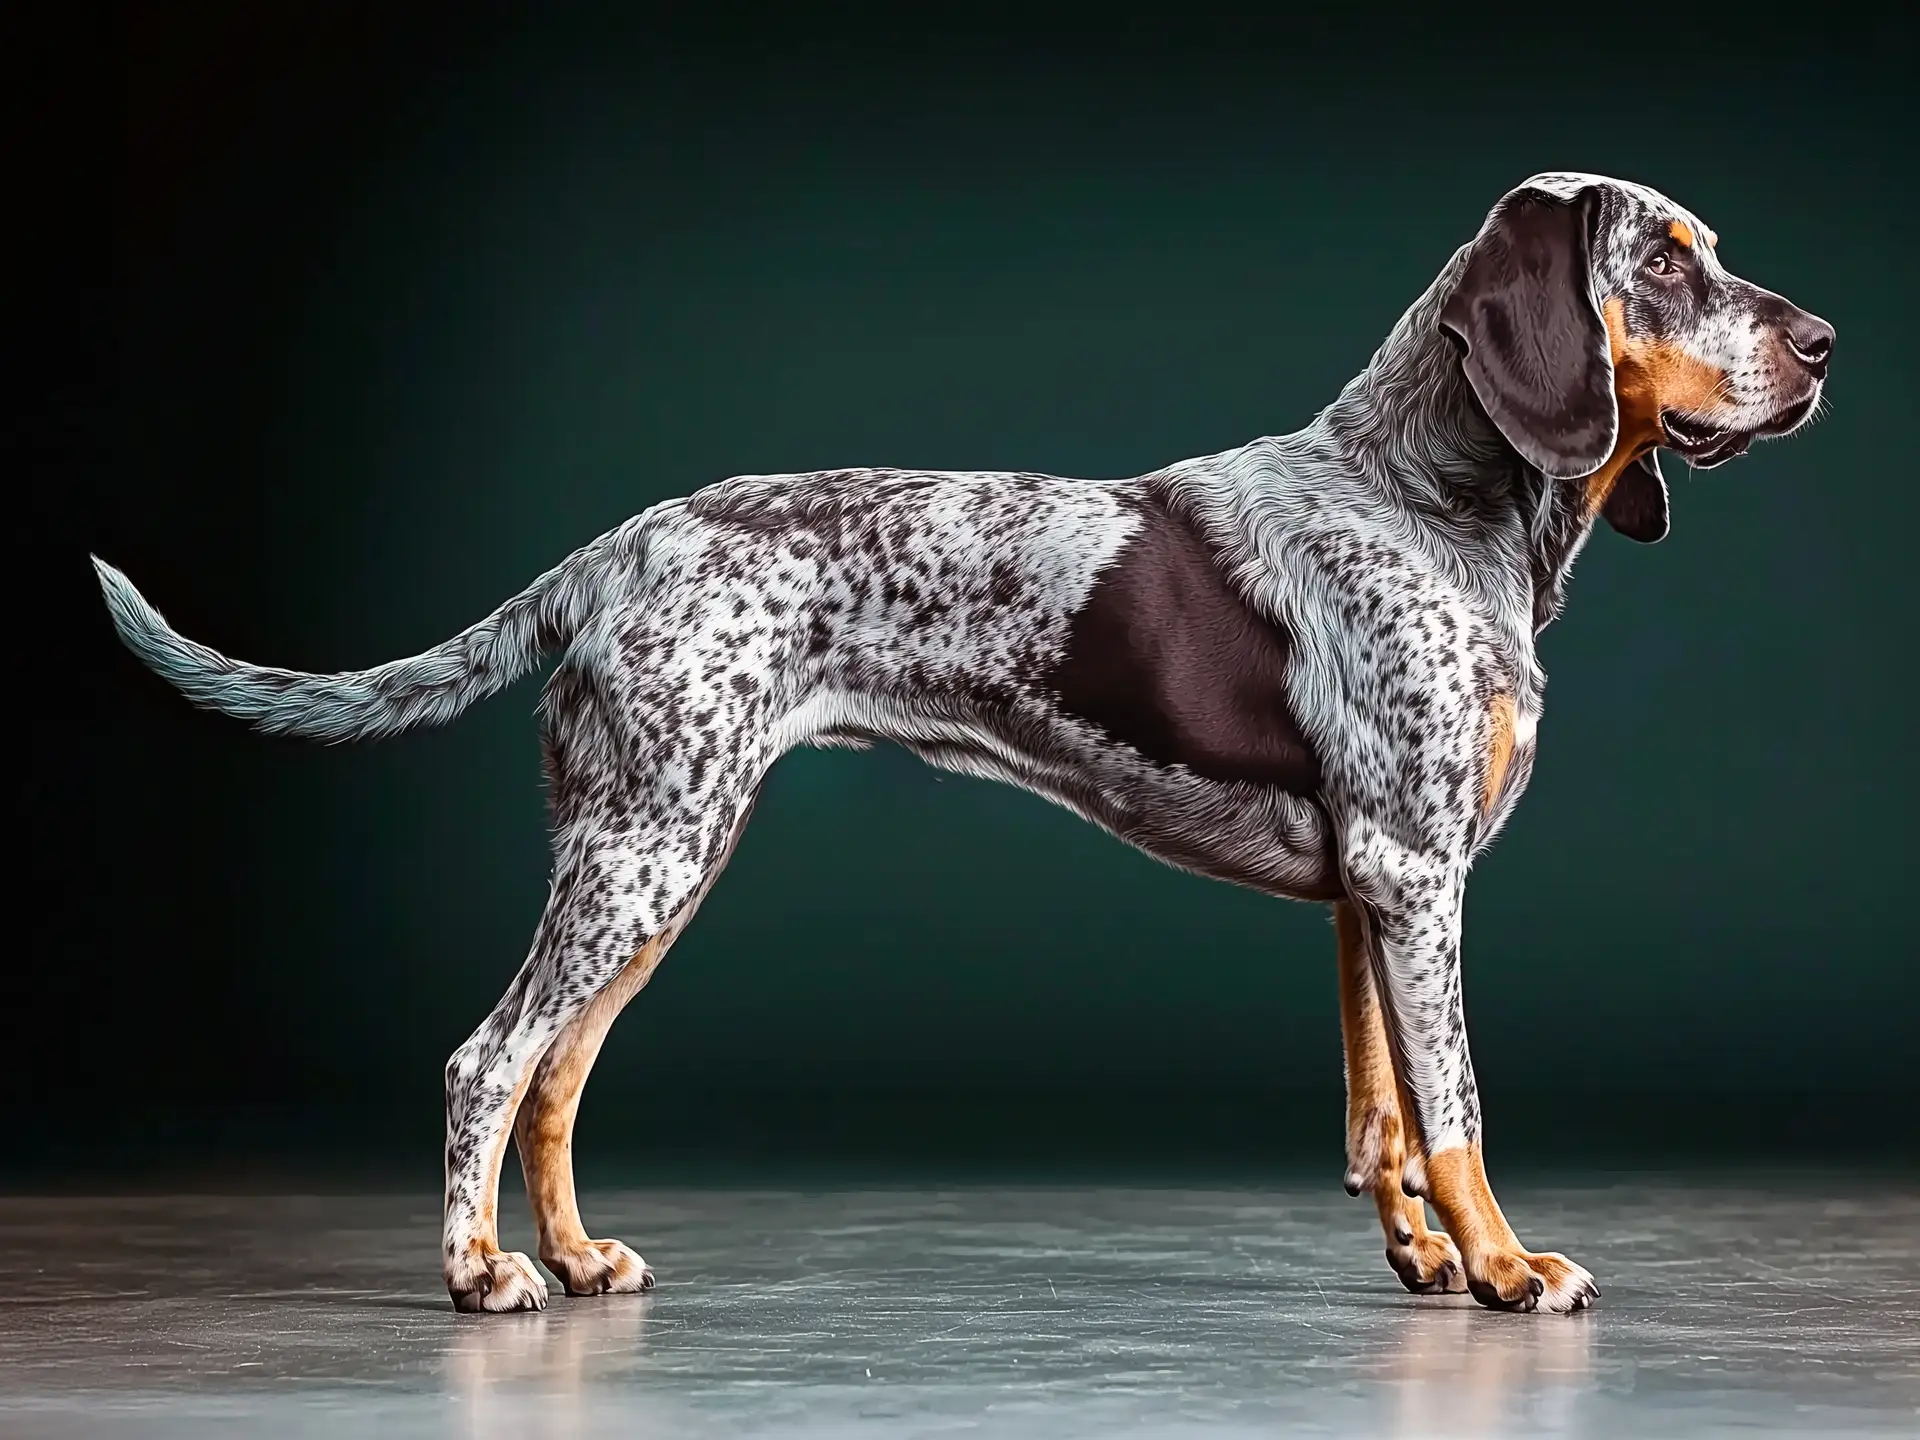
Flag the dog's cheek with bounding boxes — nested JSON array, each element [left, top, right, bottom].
[[1697, 309, 1770, 420]]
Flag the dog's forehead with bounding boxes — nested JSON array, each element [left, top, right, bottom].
[[1512, 171, 1718, 264]]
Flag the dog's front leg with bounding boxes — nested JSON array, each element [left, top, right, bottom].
[[1343, 830, 1598, 1315], [1334, 900, 1465, 1294]]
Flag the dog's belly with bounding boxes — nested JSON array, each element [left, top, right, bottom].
[[811, 701, 1342, 901], [1008, 746, 1342, 901]]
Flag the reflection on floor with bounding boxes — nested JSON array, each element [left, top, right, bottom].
[[0, 1176, 1915, 1436]]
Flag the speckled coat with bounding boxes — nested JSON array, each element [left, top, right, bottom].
[[96, 172, 1833, 1316]]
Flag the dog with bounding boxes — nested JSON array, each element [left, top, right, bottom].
[[96, 172, 1832, 1315]]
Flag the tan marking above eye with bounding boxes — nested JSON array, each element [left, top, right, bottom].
[[1669, 219, 1696, 248], [1584, 297, 1730, 511]]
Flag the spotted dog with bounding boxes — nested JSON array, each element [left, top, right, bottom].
[[96, 173, 1832, 1316]]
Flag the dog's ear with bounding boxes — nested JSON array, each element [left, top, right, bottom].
[[1601, 449, 1670, 543], [1440, 185, 1617, 479]]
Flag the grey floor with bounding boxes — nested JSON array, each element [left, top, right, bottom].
[[0, 1178, 1914, 1437]]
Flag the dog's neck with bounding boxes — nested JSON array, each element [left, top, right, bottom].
[[1306, 257, 1609, 636]]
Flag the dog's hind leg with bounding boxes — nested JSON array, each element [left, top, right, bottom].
[[510, 945, 664, 1299], [514, 800, 755, 1298], [507, 924, 672, 1300], [440, 819, 758, 1312], [439, 862, 686, 1311], [440, 659, 775, 1313], [1334, 901, 1465, 1294]]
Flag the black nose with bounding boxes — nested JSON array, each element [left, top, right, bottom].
[[1784, 309, 1835, 378]]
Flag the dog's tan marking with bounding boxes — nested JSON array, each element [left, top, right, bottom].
[[1668, 218, 1695, 248], [1482, 695, 1516, 817], [1424, 1145, 1596, 1312], [1423, 1145, 1519, 1260], [1335, 902, 1464, 1293], [1585, 296, 1729, 512], [1703, 226, 1718, 249], [517, 931, 672, 1266]]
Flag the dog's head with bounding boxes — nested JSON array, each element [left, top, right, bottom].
[[1439, 172, 1832, 542]]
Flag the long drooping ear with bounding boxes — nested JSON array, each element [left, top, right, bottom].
[[1439, 185, 1617, 479], [1601, 449, 1670, 543]]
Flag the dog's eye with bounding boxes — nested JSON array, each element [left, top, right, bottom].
[[1646, 251, 1678, 277]]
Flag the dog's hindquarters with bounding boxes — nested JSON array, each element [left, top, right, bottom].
[[93, 497, 790, 1310], [441, 533, 811, 1307]]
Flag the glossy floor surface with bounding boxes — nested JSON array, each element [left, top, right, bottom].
[[0, 1177, 1915, 1437]]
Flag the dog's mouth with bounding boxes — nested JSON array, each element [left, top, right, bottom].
[[1660, 387, 1821, 469], [1659, 411, 1753, 468]]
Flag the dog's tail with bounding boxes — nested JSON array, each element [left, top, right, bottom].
[[92, 506, 669, 744]]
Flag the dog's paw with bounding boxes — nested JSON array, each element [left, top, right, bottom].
[[1386, 1221, 1466, 1295], [542, 1238, 655, 1298], [447, 1247, 550, 1314], [1464, 1248, 1599, 1315]]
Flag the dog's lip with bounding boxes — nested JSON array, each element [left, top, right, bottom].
[[1659, 385, 1821, 466], [1660, 410, 1751, 466], [1754, 387, 1821, 438]]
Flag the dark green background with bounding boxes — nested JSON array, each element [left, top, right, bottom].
[[21, 5, 1915, 1179]]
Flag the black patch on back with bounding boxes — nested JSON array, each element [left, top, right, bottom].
[[1046, 493, 1322, 794]]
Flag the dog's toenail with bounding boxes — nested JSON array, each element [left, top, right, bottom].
[[1528, 1275, 1544, 1298]]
